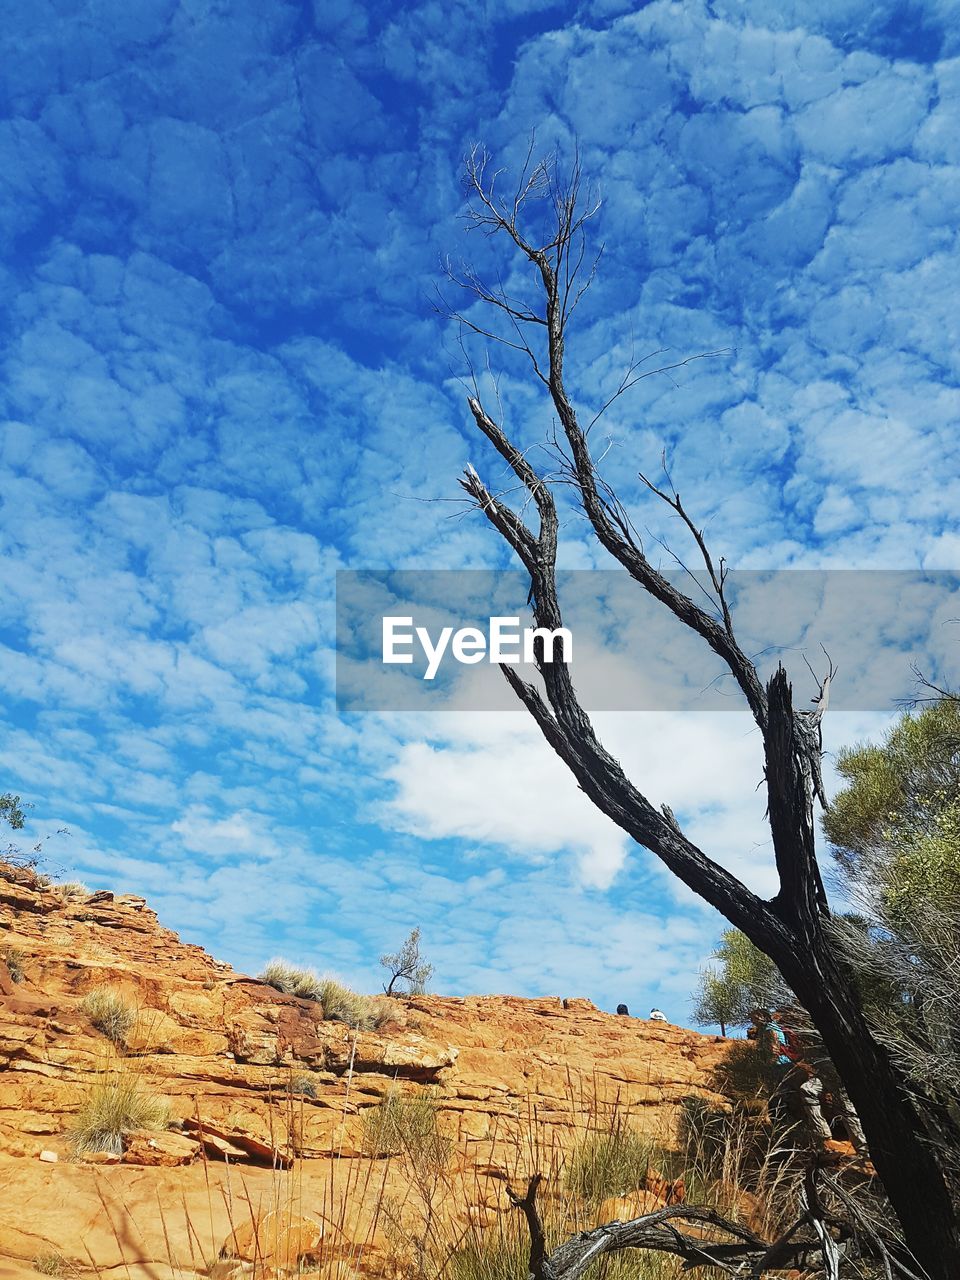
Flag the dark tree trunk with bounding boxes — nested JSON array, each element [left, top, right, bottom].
[[452, 149, 960, 1277], [777, 930, 960, 1278]]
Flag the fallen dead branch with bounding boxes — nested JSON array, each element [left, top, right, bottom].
[[506, 1171, 847, 1278]]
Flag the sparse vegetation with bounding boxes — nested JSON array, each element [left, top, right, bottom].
[[42, 1059, 889, 1277], [258, 958, 324, 1001], [380, 926, 433, 996], [566, 1121, 656, 1203], [258, 959, 395, 1030], [56, 881, 90, 902], [33, 1254, 67, 1277], [287, 1071, 318, 1099], [4, 945, 25, 983], [70, 1068, 169, 1155], [81, 986, 136, 1046], [317, 976, 370, 1026], [361, 1087, 450, 1168]]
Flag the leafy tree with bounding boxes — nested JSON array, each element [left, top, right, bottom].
[[0, 793, 26, 832], [824, 698, 960, 1187], [1, 792, 68, 873], [380, 927, 433, 996], [0, 791, 40, 868], [824, 698, 960, 927], [692, 929, 789, 1035]]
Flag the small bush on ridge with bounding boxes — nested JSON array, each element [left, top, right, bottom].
[[258, 958, 324, 1001], [56, 882, 90, 902]]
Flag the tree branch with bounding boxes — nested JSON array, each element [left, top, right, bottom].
[[505, 1174, 834, 1279]]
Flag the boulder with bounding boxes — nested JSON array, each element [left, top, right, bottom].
[[221, 1209, 323, 1266]]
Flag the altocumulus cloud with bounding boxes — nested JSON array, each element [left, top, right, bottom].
[[0, 0, 957, 1017]]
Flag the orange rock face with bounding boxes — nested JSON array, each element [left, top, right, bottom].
[[0, 861, 730, 1275]]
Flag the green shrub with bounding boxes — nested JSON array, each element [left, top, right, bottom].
[[710, 1038, 783, 1101], [4, 946, 25, 983], [362, 1088, 450, 1168], [71, 1070, 169, 1155], [566, 1124, 655, 1202], [81, 987, 136, 1046], [448, 1233, 529, 1280]]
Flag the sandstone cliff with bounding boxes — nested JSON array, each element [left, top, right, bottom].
[[0, 861, 730, 1277]]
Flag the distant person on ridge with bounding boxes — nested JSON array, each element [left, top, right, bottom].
[[616, 1003, 630, 1016], [649, 1008, 667, 1022]]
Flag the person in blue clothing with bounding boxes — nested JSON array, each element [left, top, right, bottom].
[[749, 1008, 865, 1152], [765, 1013, 793, 1067]]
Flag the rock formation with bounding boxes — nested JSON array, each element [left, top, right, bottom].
[[0, 861, 730, 1276]]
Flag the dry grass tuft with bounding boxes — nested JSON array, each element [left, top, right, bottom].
[[33, 1254, 66, 1277], [71, 1068, 169, 1155], [258, 958, 324, 1001], [566, 1122, 657, 1203], [56, 881, 91, 902], [81, 986, 137, 1046], [4, 945, 26, 983], [361, 1087, 451, 1168], [258, 960, 394, 1030]]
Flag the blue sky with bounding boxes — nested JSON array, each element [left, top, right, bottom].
[[2, 0, 959, 1021]]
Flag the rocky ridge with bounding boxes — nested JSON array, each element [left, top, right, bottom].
[[0, 861, 729, 1276]]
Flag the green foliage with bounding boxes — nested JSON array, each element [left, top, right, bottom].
[[677, 1095, 770, 1184], [565, 1123, 655, 1203], [380, 926, 433, 996], [446, 1233, 530, 1280], [691, 929, 791, 1031], [824, 698, 960, 925], [362, 1088, 450, 1168], [447, 1220, 673, 1280], [0, 793, 68, 873], [81, 987, 136, 1047], [709, 1039, 784, 1103], [71, 1069, 169, 1154], [0, 793, 26, 831]]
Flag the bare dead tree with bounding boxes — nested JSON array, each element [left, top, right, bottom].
[[449, 146, 959, 1278]]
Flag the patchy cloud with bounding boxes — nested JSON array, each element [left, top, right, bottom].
[[1, 0, 957, 1017]]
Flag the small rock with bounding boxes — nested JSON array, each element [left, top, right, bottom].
[[122, 1129, 200, 1167], [38, 1149, 58, 1162]]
